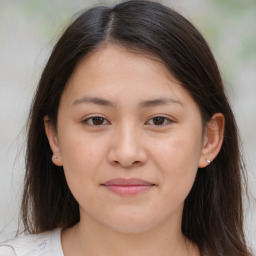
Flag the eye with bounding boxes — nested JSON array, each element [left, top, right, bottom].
[[82, 116, 110, 126], [146, 116, 173, 126]]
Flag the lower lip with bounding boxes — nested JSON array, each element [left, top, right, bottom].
[[102, 185, 154, 195]]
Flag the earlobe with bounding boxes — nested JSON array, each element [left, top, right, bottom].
[[199, 113, 225, 168], [44, 116, 63, 166]]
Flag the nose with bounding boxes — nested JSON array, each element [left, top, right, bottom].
[[107, 124, 148, 168]]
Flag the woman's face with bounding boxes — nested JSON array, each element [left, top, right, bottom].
[[47, 45, 209, 233]]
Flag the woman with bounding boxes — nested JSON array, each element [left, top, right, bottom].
[[0, 0, 253, 255]]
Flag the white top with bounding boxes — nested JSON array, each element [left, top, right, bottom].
[[0, 228, 64, 256]]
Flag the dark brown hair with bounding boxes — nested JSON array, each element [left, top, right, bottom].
[[22, 1, 252, 255]]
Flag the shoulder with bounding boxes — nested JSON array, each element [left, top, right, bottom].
[[0, 228, 63, 256]]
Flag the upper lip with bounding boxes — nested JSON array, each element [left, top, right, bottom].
[[101, 178, 155, 186]]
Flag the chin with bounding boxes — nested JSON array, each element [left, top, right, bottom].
[[101, 214, 159, 234], [107, 222, 155, 234]]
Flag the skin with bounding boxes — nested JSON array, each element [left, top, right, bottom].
[[45, 45, 224, 256]]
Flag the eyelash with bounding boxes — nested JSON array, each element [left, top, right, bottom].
[[82, 116, 110, 126], [146, 116, 173, 126], [82, 116, 173, 126]]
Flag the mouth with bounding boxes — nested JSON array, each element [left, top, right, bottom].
[[100, 178, 156, 196]]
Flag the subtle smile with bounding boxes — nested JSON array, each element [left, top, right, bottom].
[[101, 178, 156, 196]]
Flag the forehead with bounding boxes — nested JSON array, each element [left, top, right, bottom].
[[61, 44, 195, 108], [72, 45, 173, 81]]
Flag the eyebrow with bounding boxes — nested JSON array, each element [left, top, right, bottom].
[[139, 97, 183, 108], [72, 96, 183, 108], [73, 96, 117, 108]]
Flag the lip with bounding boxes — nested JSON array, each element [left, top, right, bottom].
[[101, 178, 156, 196]]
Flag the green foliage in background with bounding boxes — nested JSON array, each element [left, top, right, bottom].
[[2, 0, 255, 88], [191, 0, 256, 87]]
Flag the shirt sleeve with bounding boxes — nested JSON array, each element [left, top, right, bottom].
[[0, 228, 63, 256], [0, 245, 17, 256]]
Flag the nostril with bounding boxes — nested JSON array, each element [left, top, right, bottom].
[[113, 160, 121, 166], [107, 146, 147, 168], [112, 160, 142, 168]]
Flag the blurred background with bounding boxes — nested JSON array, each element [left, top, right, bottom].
[[0, 0, 255, 252]]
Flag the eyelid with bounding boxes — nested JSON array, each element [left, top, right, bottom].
[[81, 115, 174, 126], [82, 116, 111, 126], [145, 115, 174, 126]]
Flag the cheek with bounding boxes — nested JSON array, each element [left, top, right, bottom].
[[58, 125, 102, 163], [153, 133, 202, 170], [151, 133, 202, 195], [58, 134, 102, 206], [57, 128, 104, 190]]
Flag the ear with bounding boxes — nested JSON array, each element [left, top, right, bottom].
[[198, 113, 225, 168], [44, 116, 63, 166]]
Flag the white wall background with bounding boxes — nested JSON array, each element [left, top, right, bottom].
[[0, 0, 255, 253]]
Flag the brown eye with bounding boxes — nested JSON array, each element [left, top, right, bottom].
[[152, 117, 165, 125], [146, 116, 172, 126], [92, 117, 104, 125], [83, 116, 110, 126]]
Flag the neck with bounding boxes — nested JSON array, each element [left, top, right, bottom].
[[61, 214, 199, 256]]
